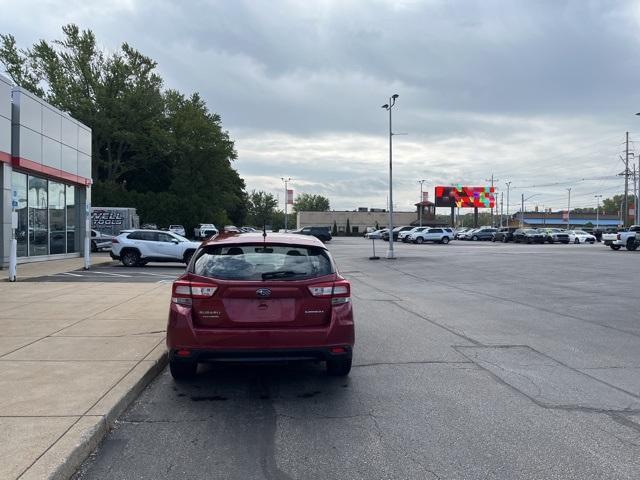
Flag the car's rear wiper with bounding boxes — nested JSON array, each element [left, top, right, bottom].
[[261, 270, 305, 280]]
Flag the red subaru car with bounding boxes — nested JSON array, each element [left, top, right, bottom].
[[167, 232, 354, 379]]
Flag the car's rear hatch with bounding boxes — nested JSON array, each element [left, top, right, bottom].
[[186, 242, 338, 329]]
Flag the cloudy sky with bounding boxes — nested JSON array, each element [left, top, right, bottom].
[[3, 0, 640, 213]]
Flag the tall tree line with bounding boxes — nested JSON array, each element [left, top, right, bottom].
[[0, 25, 247, 231]]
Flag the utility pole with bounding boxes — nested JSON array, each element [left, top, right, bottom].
[[418, 179, 426, 227], [520, 193, 524, 228], [567, 187, 572, 230], [281, 177, 291, 231], [634, 164, 638, 226], [624, 132, 630, 227], [485, 174, 498, 226], [381, 94, 399, 259], [504, 181, 512, 226], [500, 191, 504, 227]]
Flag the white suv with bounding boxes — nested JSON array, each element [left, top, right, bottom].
[[410, 228, 453, 244], [111, 230, 201, 267]]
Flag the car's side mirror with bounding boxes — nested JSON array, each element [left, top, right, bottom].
[[171, 239, 179, 244]]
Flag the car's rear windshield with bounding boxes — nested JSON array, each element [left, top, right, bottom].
[[193, 244, 335, 281]]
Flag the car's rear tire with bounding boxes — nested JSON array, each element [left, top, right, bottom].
[[610, 245, 621, 250], [626, 240, 637, 251], [502, 236, 508, 243], [415, 237, 424, 244], [326, 356, 352, 376], [574, 238, 580, 244], [91, 241, 98, 252], [441, 237, 450, 244], [121, 250, 140, 267], [472, 235, 479, 241], [170, 360, 197, 380]]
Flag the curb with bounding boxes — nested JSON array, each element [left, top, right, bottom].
[[22, 351, 168, 480]]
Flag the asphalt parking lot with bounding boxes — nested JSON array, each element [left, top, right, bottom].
[[74, 238, 640, 479]]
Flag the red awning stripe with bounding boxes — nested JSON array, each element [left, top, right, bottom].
[[0, 151, 11, 164]]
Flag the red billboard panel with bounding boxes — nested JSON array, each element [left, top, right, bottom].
[[434, 185, 495, 208]]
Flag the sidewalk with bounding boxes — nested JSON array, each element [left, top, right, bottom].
[[2, 254, 114, 281], [0, 262, 171, 479]]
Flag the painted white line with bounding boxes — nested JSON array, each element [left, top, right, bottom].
[[133, 271, 179, 277], [55, 272, 83, 277], [91, 271, 132, 278]]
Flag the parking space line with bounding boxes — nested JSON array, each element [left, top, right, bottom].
[[56, 272, 83, 277], [91, 271, 133, 278]]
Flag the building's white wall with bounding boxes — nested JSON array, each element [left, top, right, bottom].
[[11, 86, 91, 180], [0, 75, 11, 156]]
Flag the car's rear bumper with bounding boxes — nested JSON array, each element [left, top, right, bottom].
[[109, 251, 120, 260], [167, 303, 355, 358], [169, 345, 352, 363]]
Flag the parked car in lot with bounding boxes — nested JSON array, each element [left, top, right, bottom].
[[537, 228, 570, 244], [454, 227, 470, 239], [410, 227, 453, 244], [513, 229, 545, 243], [492, 227, 517, 243], [111, 229, 201, 266], [141, 223, 158, 230], [399, 226, 428, 242], [365, 228, 387, 239], [603, 225, 640, 250], [468, 228, 497, 241], [166, 232, 354, 380], [382, 226, 414, 241], [194, 223, 219, 239], [169, 225, 186, 237], [292, 226, 332, 242], [456, 228, 477, 240], [566, 230, 596, 244], [90, 229, 114, 252]]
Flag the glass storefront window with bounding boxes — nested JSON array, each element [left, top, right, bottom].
[[49, 181, 66, 254], [28, 176, 48, 256], [66, 185, 76, 253], [11, 171, 28, 257]]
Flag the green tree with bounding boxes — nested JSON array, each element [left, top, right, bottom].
[[247, 190, 278, 227], [601, 194, 635, 215], [293, 193, 330, 212], [345, 218, 351, 236], [0, 25, 247, 233], [332, 220, 338, 236]]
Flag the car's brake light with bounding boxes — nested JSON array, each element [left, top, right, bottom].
[[111, 238, 119, 244], [171, 280, 217, 306], [308, 280, 351, 305], [617, 234, 621, 240]]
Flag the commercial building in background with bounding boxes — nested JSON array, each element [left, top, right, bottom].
[[508, 211, 620, 229], [0, 73, 92, 268], [91, 207, 140, 236]]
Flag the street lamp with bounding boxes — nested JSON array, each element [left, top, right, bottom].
[[504, 181, 512, 226], [520, 193, 540, 227], [281, 177, 291, 232], [595, 194, 602, 230], [566, 187, 572, 229], [418, 179, 426, 227], [382, 93, 399, 259]]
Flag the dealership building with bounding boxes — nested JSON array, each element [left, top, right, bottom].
[[0, 74, 92, 269]]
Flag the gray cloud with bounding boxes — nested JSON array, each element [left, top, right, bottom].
[[1, 0, 638, 210]]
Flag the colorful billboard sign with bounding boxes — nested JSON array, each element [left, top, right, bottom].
[[434, 185, 495, 208]]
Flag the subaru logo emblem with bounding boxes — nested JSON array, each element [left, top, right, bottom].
[[256, 288, 271, 298]]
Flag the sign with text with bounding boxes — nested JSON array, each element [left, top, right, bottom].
[[434, 186, 495, 208], [286, 189, 294, 205]]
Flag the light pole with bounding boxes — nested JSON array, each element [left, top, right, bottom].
[[595, 194, 602, 230], [382, 94, 399, 259], [418, 179, 426, 227], [505, 181, 512, 226], [281, 177, 291, 232], [567, 187, 572, 230]]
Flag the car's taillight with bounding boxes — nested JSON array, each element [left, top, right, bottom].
[[308, 280, 351, 306], [617, 234, 621, 240], [171, 280, 217, 306], [111, 238, 119, 244]]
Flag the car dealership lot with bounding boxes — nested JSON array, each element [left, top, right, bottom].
[[75, 237, 640, 479]]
